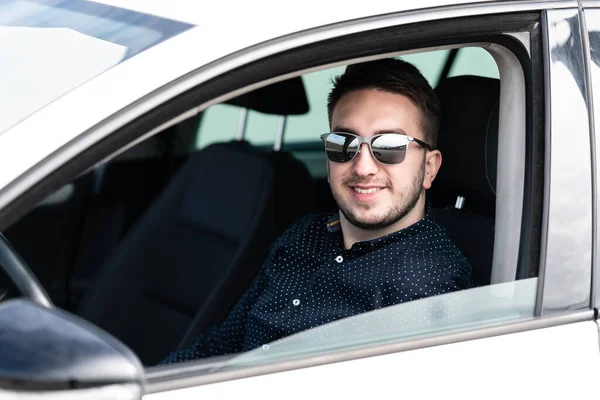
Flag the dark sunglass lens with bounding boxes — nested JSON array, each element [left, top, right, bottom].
[[371, 135, 408, 164], [324, 133, 359, 163]]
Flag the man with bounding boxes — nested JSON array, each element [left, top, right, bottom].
[[161, 58, 475, 364]]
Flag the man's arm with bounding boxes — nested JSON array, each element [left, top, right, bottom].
[[401, 252, 476, 304], [158, 215, 313, 365], [159, 253, 272, 365]]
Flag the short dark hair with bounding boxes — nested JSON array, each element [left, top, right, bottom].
[[327, 58, 441, 148]]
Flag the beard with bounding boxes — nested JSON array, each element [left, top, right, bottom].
[[332, 161, 425, 231]]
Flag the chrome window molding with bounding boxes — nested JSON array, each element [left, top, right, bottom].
[[581, 6, 600, 309], [580, 5, 598, 312], [145, 310, 593, 393], [580, 4, 597, 311], [537, 8, 593, 315]]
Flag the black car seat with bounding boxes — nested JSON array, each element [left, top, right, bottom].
[[430, 75, 500, 286], [77, 78, 315, 365]]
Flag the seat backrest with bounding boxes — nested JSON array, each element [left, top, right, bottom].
[[430, 75, 500, 286], [77, 75, 313, 365], [77, 141, 314, 365]]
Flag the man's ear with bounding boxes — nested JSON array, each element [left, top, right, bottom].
[[423, 150, 442, 190]]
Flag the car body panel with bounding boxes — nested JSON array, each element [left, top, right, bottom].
[[146, 320, 599, 398]]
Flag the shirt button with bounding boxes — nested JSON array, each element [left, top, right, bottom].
[[335, 255, 343, 263], [292, 299, 301, 306]]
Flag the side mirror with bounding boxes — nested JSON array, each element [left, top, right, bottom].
[[0, 299, 144, 399]]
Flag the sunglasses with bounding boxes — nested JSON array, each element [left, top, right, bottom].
[[320, 132, 432, 165]]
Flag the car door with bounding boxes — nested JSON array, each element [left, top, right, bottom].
[[140, 3, 600, 399], [0, 1, 598, 399]]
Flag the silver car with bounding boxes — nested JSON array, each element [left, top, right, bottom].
[[0, 0, 599, 399]]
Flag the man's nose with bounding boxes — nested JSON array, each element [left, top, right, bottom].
[[351, 143, 379, 177]]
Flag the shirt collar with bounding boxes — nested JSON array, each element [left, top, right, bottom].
[[325, 201, 437, 246]]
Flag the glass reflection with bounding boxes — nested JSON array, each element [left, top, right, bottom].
[[542, 9, 592, 314], [583, 9, 600, 309]]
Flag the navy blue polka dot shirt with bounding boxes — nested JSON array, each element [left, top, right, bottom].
[[161, 206, 476, 364]]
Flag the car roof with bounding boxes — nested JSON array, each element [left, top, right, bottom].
[[95, 0, 491, 37]]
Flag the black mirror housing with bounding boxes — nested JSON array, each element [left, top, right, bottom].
[[0, 299, 144, 398]]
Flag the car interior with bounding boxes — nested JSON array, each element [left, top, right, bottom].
[[0, 45, 532, 366]]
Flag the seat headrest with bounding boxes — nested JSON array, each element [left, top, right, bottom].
[[226, 77, 309, 115], [431, 75, 500, 217]]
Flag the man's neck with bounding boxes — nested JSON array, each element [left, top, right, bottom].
[[340, 195, 426, 249]]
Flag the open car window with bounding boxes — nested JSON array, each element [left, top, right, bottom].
[[135, 38, 529, 368]]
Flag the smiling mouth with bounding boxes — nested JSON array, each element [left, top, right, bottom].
[[352, 187, 383, 194]]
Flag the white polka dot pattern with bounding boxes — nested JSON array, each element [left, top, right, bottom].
[[160, 206, 476, 365]]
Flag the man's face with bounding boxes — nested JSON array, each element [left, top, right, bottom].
[[328, 88, 434, 231]]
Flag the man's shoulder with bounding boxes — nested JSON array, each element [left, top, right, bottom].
[[267, 212, 334, 263], [279, 212, 333, 239], [417, 218, 474, 282], [403, 215, 469, 262]]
